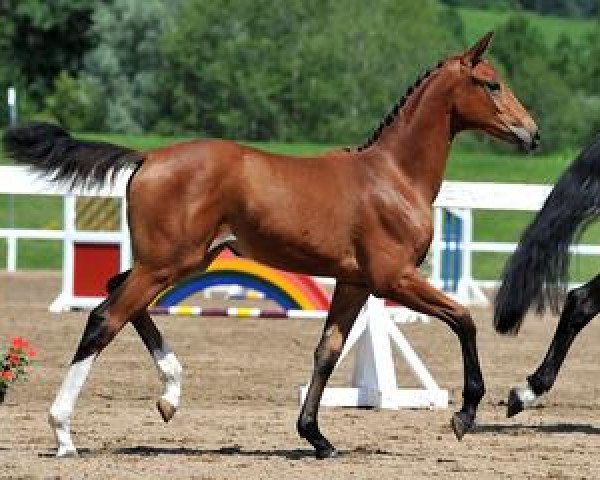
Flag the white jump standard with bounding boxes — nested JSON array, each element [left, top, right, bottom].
[[300, 296, 448, 409]]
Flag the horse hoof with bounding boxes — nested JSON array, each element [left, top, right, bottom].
[[157, 398, 176, 423], [56, 447, 78, 458], [506, 388, 524, 418], [450, 412, 473, 441], [315, 446, 338, 459]]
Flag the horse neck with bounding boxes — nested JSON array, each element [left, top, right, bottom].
[[374, 76, 454, 204]]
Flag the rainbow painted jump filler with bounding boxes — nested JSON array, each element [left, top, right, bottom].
[[3, 33, 539, 459]]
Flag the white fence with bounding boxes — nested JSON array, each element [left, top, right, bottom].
[[0, 165, 128, 273], [431, 182, 600, 300], [2, 165, 600, 305]]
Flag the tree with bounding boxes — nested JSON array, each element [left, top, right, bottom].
[[163, 0, 461, 142], [0, 0, 94, 105], [493, 15, 590, 150], [83, 0, 182, 132], [43, 72, 104, 131]]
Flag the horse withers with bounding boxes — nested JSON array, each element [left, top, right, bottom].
[[4, 32, 538, 458]]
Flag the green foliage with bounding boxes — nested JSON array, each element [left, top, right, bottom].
[[0, 0, 94, 103], [490, 15, 595, 150], [84, 0, 181, 132], [442, 0, 599, 17], [0, 1, 599, 152], [442, 0, 518, 9], [164, 0, 460, 142], [519, 0, 599, 17], [43, 72, 104, 131], [457, 7, 596, 45]]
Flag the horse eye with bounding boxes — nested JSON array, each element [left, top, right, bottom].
[[485, 81, 501, 94]]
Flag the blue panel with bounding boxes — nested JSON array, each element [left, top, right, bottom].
[[442, 210, 463, 293]]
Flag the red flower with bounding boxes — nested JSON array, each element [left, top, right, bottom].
[[11, 337, 28, 349], [8, 353, 20, 366], [1, 370, 14, 381], [27, 349, 36, 359]]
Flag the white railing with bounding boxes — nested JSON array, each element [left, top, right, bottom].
[[0, 166, 128, 272], [430, 182, 600, 301]]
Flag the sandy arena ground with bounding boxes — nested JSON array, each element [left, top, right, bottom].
[[2, 272, 600, 479]]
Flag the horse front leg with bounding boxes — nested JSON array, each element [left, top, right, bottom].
[[376, 267, 485, 440], [506, 274, 600, 417], [297, 283, 369, 459]]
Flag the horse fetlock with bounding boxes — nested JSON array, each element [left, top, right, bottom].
[[297, 418, 337, 459], [507, 382, 540, 418], [464, 379, 485, 406], [153, 344, 182, 411], [48, 410, 77, 457], [506, 387, 524, 418], [450, 410, 475, 440]]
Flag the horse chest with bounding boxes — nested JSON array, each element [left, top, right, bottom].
[[374, 198, 433, 252]]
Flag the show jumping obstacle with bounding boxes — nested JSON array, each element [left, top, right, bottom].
[[3, 33, 539, 458]]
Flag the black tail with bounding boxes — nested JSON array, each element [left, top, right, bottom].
[[2, 122, 143, 189], [494, 135, 600, 335]]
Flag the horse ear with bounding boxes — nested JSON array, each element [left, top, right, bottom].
[[462, 31, 494, 67]]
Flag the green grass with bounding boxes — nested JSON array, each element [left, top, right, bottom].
[[1, 133, 598, 281], [457, 7, 597, 45]]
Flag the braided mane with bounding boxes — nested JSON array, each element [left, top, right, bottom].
[[349, 60, 446, 152]]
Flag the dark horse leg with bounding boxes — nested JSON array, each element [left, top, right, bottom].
[[297, 282, 369, 458], [506, 273, 600, 417], [379, 267, 484, 439]]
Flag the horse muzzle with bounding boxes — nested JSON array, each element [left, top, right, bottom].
[[508, 125, 540, 152]]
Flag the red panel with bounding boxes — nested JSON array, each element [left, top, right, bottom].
[[73, 243, 120, 297]]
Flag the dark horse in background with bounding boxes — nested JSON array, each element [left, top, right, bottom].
[[495, 135, 600, 417], [4, 33, 538, 458]]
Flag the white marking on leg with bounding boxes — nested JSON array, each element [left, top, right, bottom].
[[48, 354, 95, 457], [152, 341, 182, 409], [516, 383, 540, 409]]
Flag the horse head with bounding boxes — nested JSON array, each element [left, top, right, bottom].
[[446, 32, 539, 151]]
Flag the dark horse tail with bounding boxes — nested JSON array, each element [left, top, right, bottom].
[[494, 135, 600, 335], [2, 122, 143, 189]]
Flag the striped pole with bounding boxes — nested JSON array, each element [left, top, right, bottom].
[[149, 306, 328, 319]]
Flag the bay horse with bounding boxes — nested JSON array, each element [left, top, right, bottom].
[[495, 135, 600, 417], [4, 32, 538, 458]]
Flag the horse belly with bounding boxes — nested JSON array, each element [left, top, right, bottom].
[[230, 225, 360, 280]]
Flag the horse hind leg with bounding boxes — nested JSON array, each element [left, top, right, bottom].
[[506, 273, 600, 417], [133, 315, 182, 423], [107, 270, 183, 423], [106, 230, 233, 424], [48, 266, 171, 457]]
